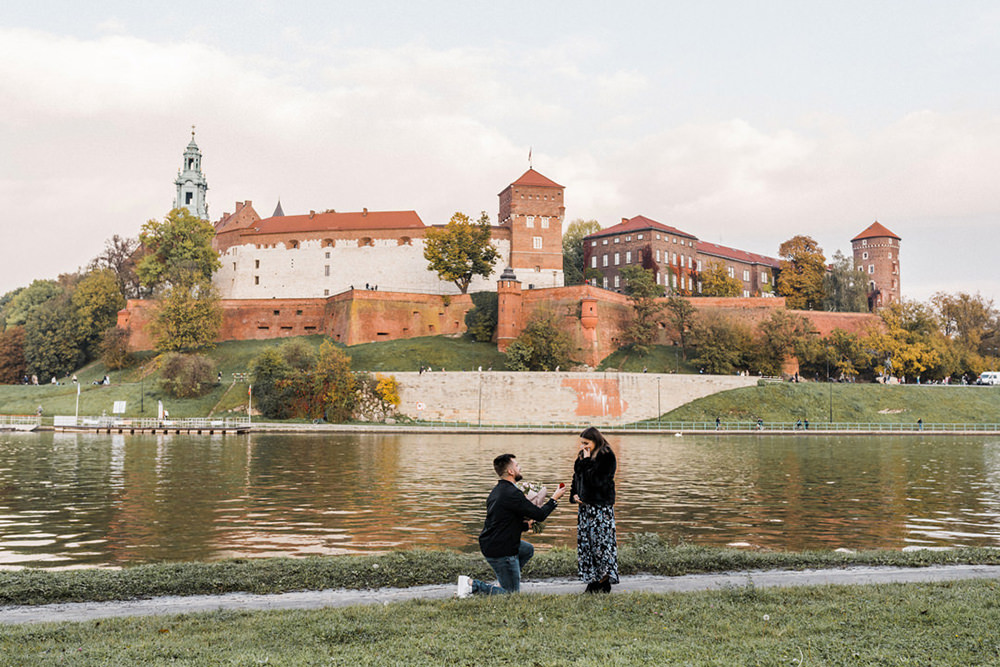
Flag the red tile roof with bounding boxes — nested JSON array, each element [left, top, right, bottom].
[[697, 240, 781, 268], [509, 168, 562, 188], [585, 215, 698, 241], [250, 209, 426, 235], [852, 221, 900, 241]]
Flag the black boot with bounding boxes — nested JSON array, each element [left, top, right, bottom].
[[600, 578, 612, 593], [584, 581, 601, 593]]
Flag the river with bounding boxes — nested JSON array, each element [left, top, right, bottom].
[[1, 431, 999, 567]]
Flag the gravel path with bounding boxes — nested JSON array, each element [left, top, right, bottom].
[[3, 564, 999, 625]]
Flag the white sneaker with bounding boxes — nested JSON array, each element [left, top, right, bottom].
[[456, 575, 473, 598]]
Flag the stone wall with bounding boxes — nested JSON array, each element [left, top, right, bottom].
[[394, 371, 759, 425]]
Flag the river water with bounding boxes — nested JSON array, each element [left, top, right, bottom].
[[2, 431, 1000, 568]]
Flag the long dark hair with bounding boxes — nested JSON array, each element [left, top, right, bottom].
[[579, 426, 611, 458]]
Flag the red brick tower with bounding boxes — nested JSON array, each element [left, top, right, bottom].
[[496, 267, 523, 352], [851, 221, 901, 310], [498, 168, 565, 289]]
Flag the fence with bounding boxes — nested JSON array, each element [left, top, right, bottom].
[[400, 419, 1000, 433], [0, 415, 41, 427], [53, 416, 252, 429]]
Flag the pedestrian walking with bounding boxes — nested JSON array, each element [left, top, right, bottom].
[[571, 426, 619, 593]]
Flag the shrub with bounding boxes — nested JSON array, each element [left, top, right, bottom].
[[464, 291, 498, 342], [99, 327, 135, 370], [160, 353, 217, 398]]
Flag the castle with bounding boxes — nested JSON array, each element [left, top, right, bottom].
[[117, 134, 897, 365]]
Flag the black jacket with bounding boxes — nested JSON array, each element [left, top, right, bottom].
[[570, 447, 616, 507], [478, 479, 558, 558]]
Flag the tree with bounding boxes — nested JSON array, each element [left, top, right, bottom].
[[160, 353, 217, 398], [91, 234, 142, 299], [931, 291, 996, 354], [465, 291, 499, 343], [423, 211, 500, 294], [99, 327, 135, 370], [23, 294, 87, 378], [313, 340, 356, 422], [71, 269, 126, 358], [690, 312, 753, 374], [149, 275, 223, 352], [776, 235, 826, 310], [0, 327, 26, 384], [699, 261, 742, 297], [752, 309, 811, 376], [822, 250, 868, 312], [504, 309, 572, 371], [250, 348, 294, 419], [2, 280, 61, 328], [665, 295, 696, 360], [137, 208, 221, 291], [864, 300, 940, 382], [562, 219, 601, 286], [620, 265, 665, 355]]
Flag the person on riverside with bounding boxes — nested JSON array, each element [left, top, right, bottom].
[[571, 426, 620, 593], [457, 454, 566, 597]]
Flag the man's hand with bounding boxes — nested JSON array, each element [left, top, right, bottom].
[[552, 484, 567, 501]]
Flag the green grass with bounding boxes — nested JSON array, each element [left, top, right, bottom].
[[0, 335, 505, 419], [597, 344, 700, 373], [659, 381, 1000, 425], [2, 581, 1000, 665], [3, 536, 1000, 606]]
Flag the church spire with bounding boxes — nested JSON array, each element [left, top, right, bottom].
[[174, 126, 209, 219]]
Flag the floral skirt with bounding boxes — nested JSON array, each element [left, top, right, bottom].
[[577, 504, 619, 585]]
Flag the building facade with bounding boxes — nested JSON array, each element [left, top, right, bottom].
[[851, 221, 901, 310], [210, 168, 565, 300], [582, 216, 779, 297]]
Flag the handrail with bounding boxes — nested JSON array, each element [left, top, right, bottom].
[[51, 416, 251, 429]]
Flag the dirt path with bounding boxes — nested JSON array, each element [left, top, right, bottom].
[[3, 564, 999, 626]]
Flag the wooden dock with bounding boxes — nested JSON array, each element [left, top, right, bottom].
[[52, 416, 252, 435]]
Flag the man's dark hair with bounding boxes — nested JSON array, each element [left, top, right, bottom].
[[493, 453, 516, 477]]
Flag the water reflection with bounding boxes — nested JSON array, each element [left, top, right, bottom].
[[1, 431, 1000, 567]]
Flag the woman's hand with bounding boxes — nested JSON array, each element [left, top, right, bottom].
[[579, 441, 594, 458], [572, 494, 583, 504]]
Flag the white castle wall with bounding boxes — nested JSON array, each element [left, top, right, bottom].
[[215, 237, 523, 299]]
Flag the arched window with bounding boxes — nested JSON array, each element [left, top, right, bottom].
[[398, 236, 411, 246], [288, 239, 300, 249], [359, 237, 373, 247], [323, 239, 335, 248]]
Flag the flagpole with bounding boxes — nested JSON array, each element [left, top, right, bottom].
[[75, 381, 80, 425], [248, 384, 252, 425]]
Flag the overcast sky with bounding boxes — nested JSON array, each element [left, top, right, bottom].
[[3, 1, 999, 304]]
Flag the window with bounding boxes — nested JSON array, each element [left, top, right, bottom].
[[324, 265, 330, 276], [868, 264, 875, 273], [625, 236, 631, 241], [541, 217, 549, 229], [688, 257, 694, 269], [671, 274, 677, 288], [637, 234, 643, 240], [862, 239, 868, 247], [602, 239, 608, 245], [603, 254, 609, 267], [672, 253, 677, 264], [656, 249, 661, 262], [324, 289, 329, 296], [656, 272, 661, 284], [602, 276, 608, 289], [325, 251, 331, 259], [526, 216, 534, 228], [761, 272, 768, 284], [743, 290, 750, 297], [697, 281, 702, 293], [743, 270, 750, 281], [255, 259, 260, 269], [533, 236, 542, 249], [672, 237, 677, 243], [254, 276, 259, 285], [614, 275, 620, 288], [696, 260, 702, 271], [625, 251, 632, 263], [656, 234, 661, 240], [614, 237, 620, 244], [727, 266, 735, 278], [862, 251, 869, 259], [591, 241, 597, 247], [591, 256, 597, 268], [614, 252, 620, 266]]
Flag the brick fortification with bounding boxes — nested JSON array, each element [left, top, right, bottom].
[[852, 221, 901, 310]]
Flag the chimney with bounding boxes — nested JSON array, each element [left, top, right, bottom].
[[621, 217, 628, 224], [246, 200, 252, 206], [363, 207, 368, 216]]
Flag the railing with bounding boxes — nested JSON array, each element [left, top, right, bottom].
[[396, 419, 1000, 433], [53, 416, 252, 429], [0, 414, 42, 426]]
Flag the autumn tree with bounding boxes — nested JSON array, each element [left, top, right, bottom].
[[620, 265, 665, 355], [504, 309, 572, 371], [22, 292, 87, 378], [423, 211, 500, 294], [864, 300, 940, 382], [699, 261, 742, 297], [665, 295, 696, 360], [776, 235, 826, 310], [313, 340, 356, 422], [822, 250, 868, 312], [137, 208, 221, 292], [149, 273, 223, 352], [562, 219, 601, 285], [0, 327, 26, 384], [752, 309, 812, 376], [931, 291, 997, 355], [690, 312, 754, 375], [71, 269, 126, 358], [91, 234, 142, 299]]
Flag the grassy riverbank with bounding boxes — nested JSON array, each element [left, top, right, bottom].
[[659, 381, 1000, 425], [4, 537, 1000, 606], [2, 581, 999, 665], [0, 336, 505, 419]]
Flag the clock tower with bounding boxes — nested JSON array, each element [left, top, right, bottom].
[[174, 127, 209, 219]]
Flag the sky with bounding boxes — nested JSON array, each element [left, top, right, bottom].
[[2, 1, 999, 304]]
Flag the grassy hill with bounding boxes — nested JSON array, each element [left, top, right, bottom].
[[0, 335, 506, 419], [597, 344, 700, 374], [658, 381, 1000, 426]]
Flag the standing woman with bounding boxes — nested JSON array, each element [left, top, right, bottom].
[[570, 426, 619, 593]]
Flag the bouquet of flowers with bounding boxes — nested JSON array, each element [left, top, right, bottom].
[[517, 481, 560, 533]]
